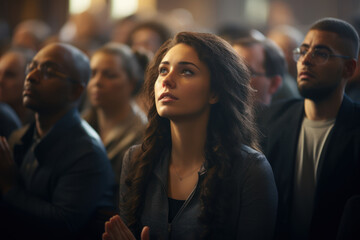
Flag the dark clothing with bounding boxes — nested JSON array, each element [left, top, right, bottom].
[[263, 96, 360, 240], [120, 144, 278, 240], [0, 108, 115, 240], [0, 102, 21, 139]]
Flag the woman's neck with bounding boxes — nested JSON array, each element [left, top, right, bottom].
[[169, 114, 209, 168]]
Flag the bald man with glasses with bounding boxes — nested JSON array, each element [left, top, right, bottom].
[[262, 18, 360, 240], [0, 43, 115, 240]]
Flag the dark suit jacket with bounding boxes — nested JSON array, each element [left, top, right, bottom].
[[264, 95, 360, 240], [0, 108, 115, 240]]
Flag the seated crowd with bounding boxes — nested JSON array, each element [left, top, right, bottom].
[[0, 13, 359, 240]]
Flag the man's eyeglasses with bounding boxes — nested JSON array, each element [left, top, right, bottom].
[[26, 61, 78, 83], [293, 47, 351, 65], [248, 67, 267, 78]]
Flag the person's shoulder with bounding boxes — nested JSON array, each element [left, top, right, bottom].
[[123, 144, 142, 163], [232, 145, 274, 182], [240, 145, 267, 164], [234, 145, 270, 173]]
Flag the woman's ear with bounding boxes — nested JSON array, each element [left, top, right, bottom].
[[209, 92, 219, 104]]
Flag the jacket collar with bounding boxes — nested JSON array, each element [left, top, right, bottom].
[[15, 108, 81, 164]]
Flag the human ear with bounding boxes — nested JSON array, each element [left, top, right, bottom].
[[343, 59, 357, 79], [70, 83, 85, 101], [268, 75, 282, 95]]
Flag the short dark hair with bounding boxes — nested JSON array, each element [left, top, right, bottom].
[[233, 37, 286, 78], [310, 17, 359, 59]]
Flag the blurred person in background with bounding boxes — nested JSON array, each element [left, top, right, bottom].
[[232, 37, 286, 148], [232, 37, 284, 106], [267, 25, 303, 101], [0, 102, 21, 139], [0, 47, 35, 124], [217, 23, 265, 44], [11, 19, 51, 52], [127, 20, 172, 56], [110, 14, 140, 44], [83, 42, 148, 186], [345, 16, 360, 102]]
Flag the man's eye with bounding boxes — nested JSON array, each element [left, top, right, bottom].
[[42, 63, 58, 73], [300, 49, 308, 56], [26, 64, 36, 73], [314, 51, 328, 58]]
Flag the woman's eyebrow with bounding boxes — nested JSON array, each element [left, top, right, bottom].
[[159, 61, 200, 70]]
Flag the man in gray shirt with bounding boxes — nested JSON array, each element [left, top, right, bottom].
[[263, 17, 360, 239]]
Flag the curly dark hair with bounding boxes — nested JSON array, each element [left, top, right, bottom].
[[122, 31, 260, 238]]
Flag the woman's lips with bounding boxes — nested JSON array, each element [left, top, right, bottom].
[[158, 92, 179, 102]]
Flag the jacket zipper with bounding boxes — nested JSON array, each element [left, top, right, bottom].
[[168, 172, 200, 235]]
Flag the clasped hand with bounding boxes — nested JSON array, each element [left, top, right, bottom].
[[103, 215, 149, 240]]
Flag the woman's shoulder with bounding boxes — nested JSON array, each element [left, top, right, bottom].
[[123, 144, 142, 164], [235, 145, 273, 178]]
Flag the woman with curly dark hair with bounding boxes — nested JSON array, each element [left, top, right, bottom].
[[102, 31, 277, 240]]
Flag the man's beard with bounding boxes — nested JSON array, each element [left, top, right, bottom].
[[298, 82, 339, 102]]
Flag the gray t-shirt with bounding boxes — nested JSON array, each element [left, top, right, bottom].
[[291, 117, 335, 239]]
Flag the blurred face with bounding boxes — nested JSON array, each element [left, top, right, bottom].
[[23, 44, 77, 113], [268, 33, 298, 78], [131, 28, 162, 54], [88, 52, 133, 110], [12, 29, 38, 51], [0, 52, 26, 105], [233, 44, 271, 104], [296, 30, 348, 101], [154, 43, 217, 122]]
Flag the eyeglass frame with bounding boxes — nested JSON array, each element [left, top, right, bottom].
[[248, 67, 268, 78], [292, 47, 351, 64], [25, 61, 79, 84]]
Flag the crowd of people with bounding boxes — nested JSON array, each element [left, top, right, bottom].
[[0, 10, 360, 240]]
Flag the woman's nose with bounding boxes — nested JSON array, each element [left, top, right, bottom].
[[90, 72, 103, 86], [161, 70, 176, 89]]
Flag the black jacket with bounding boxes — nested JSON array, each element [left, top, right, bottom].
[[264, 96, 360, 239]]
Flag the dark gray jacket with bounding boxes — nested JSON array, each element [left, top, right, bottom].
[[120, 144, 278, 240]]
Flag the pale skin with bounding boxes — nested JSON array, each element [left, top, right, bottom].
[[103, 43, 218, 239], [297, 30, 357, 120], [88, 52, 134, 141]]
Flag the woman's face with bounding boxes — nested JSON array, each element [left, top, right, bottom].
[[154, 43, 217, 121], [88, 52, 134, 109]]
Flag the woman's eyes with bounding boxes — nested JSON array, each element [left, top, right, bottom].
[[181, 69, 194, 76], [159, 67, 168, 74], [158, 67, 194, 76]]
